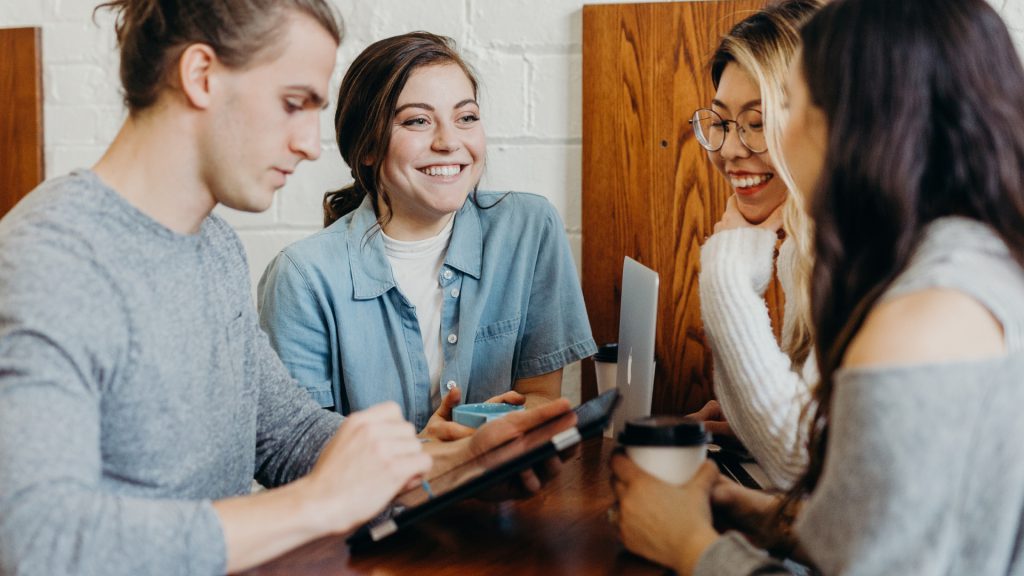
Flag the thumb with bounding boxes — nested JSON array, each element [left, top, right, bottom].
[[690, 460, 720, 493], [436, 387, 462, 420]]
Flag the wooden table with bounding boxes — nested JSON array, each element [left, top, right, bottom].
[[241, 437, 667, 575]]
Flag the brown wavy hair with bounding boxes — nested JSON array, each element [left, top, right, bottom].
[[323, 32, 480, 229], [95, 0, 341, 113]]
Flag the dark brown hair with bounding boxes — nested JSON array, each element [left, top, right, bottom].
[[95, 0, 342, 113], [323, 32, 479, 228], [789, 0, 1024, 509]]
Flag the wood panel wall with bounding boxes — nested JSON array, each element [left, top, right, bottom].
[[0, 27, 44, 219], [581, 1, 783, 416]]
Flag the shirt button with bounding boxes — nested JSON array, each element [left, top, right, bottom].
[[446, 380, 458, 391], [443, 269, 454, 280], [450, 288, 460, 298], [447, 333, 458, 344]]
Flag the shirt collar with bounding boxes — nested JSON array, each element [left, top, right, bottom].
[[346, 195, 395, 300], [346, 195, 484, 299], [445, 197, 482, 280]]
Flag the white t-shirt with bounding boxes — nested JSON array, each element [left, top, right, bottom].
[[382, 216, 455, 409]]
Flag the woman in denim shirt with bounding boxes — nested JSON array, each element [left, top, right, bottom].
[[258, 32, 596, 438]]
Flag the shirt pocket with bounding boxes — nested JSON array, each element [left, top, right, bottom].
[[470, 315, 521, 401]]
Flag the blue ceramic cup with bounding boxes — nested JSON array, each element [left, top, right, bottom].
[[452, 402, 525, 429]]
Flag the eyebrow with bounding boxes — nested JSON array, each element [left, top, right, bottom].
[[285, 86, 328, 110], [711, 98, 762, 112], [394, 98, 479, 115]]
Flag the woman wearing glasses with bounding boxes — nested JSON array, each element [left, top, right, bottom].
[[688, 0, 822, 489]]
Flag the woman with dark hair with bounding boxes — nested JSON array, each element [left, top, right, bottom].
[[611, 0, 1024, 573], [258, 32, 596, 439]]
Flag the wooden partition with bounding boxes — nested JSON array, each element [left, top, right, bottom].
[[581, 1, 783, 415], [0, 27, 44, 218]]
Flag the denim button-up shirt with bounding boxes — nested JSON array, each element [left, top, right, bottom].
[[257, 192, 597, 430]]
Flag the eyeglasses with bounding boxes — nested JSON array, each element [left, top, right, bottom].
[[689, 108, 767, 154]]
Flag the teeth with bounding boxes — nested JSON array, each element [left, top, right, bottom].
[[421, 165, 462, 177], [730, 174, 773, 189]]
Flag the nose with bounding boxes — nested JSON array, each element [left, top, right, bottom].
[[291, 113, 322, 161], [431, 121, 461, 153], [718, 125, 750, 161]]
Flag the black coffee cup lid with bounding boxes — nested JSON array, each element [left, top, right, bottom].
[[617, 416, 709, 447], [594, 343, 618, 363]]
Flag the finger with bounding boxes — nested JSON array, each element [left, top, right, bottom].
[[688, 400, 719, 421], [690, 460, 720, 493], [533, 455, 563, 483], [356, 401, 405, 422], [436, 387, 462, 420], [486, 391, 526, 405], [500, 397, 572, 432], [519, 469, 542, 493], [704, 420, 732, 437], [610, 452, 646, 484], [432, 421, 476, 441]]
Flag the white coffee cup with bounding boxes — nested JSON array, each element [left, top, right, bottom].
[[593, 343, 618, 395], [618, 416, 709, 485]]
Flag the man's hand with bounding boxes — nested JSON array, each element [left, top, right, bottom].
[[303, 402, 432, 535]]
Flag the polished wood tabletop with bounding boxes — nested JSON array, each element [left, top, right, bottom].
[[241, 437, 667, 576]]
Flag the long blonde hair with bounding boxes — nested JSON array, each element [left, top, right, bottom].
[[709, 0, 823, 369]]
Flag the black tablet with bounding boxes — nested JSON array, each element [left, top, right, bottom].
[[347, 389, 620, 549]]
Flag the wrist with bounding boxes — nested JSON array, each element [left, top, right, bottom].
[[676, 526, 719, 576], [287, 475, 345, 539]]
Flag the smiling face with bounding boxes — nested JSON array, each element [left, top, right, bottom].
[[708, 62, 788, 224], [377, 63, 485, 239], [780, 53, 828, 203], [201, 13, 337, 213]]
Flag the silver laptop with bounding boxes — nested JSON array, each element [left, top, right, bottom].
[[612, 257, 659, 435]]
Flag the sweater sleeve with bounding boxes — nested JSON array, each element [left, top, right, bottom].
[[699, 229, 810, 488], [248, 305, 344, 488], [0, 246, 226, 576], [694, 532, 793, 576]]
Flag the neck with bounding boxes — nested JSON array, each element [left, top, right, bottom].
[[378, 200, 456, 241], [93, 106, 215, 235]]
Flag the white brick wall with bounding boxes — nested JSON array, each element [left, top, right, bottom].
[[4, 0, 1024, 401]]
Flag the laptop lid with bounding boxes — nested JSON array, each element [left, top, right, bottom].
[[612, 257, 659, 435]]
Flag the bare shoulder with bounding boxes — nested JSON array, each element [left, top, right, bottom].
[[843, 288, 1006, 369]]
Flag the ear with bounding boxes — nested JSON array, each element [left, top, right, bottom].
[[361, 156, 376, 166], [178, 43, 219, 110]]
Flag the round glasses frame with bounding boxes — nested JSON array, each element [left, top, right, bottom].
[[688, 108, 768, 154]]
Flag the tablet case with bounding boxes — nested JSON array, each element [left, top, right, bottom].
[[347, 389, 620, 549]]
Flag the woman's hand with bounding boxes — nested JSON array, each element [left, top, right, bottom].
[[611, 455, 720, 576], [419, 389, 527, 442], [714, 195, 785, 234], [425, 398, 575, 498], [710, 477, 782, 546], [686, 399, 733, 439]]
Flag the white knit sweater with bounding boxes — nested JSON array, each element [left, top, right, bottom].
[[699, 227, 816, 489]]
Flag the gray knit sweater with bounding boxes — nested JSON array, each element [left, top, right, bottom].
[[696, 217, 1024, 575], [0, 171, 343, 575]]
